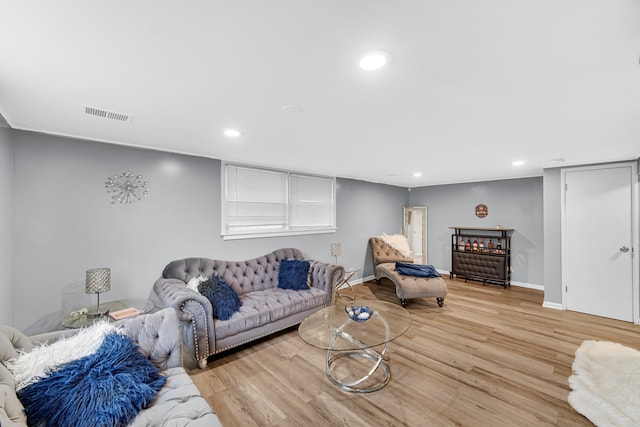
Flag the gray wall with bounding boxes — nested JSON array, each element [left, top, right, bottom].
[[408, 177, 544, 286], [542, 168, 562, 305], [334, 178, 409, 277], [12, 131, 407, 329], [0, 126, 13, 324]]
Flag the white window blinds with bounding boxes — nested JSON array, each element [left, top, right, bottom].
[[289, 173, 334, 229], [223, 163, 336, 239]]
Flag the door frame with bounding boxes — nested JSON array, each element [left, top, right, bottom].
[[403, 206, 427, 264], [561, 161, 639, 324]]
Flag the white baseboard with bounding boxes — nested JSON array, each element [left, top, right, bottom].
[[511, 281, 544, 291], [542, 301, 564, 310], [336, 275, 374, 290], [360, 274, 375, 283], [437, 269, 544, 291]]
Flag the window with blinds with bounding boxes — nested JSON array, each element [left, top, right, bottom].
[[222, 163, 336, 239]]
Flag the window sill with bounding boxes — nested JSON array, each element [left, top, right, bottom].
[[222, 228, 337, 241]]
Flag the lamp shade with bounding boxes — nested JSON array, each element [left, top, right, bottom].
[[86, 268, 111, 294], [330, 243, 342, 257]]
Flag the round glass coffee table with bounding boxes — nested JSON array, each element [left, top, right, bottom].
[[298, 300, 411, 393]]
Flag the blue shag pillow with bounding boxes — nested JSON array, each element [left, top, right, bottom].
[[198, 276, 241, 320], [278, 259, 310, 290], [17, 331, 166, 427]]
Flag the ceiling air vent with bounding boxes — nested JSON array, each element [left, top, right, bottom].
[[81, 105, 133, 123]]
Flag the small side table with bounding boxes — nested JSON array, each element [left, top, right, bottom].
[[336, 268, 360, 300], [61, 299, 155, 329]]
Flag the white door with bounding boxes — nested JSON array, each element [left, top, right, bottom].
[[563, 164, 635, 321]]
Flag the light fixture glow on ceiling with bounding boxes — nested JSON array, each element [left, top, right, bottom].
[[223, 129, 241, 137], [512, 160, 526, 166], [359, 51, 391, 70], [413, 172, 422, 177]]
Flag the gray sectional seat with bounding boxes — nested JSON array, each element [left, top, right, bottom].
[[152, 248, 344, 369], [0, 309, 222, 427]]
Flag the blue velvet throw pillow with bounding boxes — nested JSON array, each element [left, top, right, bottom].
[[278, 259, 310, 290], [17, 331, 166, 427], [198, 276, 241, 320]]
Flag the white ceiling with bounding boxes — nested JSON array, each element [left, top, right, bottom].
[[1, 1, 639, 187]]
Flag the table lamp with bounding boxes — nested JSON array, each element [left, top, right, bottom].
[[86, 268, 111, 318], [330, 243, 342, 264]]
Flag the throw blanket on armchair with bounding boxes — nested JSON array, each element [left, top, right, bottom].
[[395, 262, 441, 278]]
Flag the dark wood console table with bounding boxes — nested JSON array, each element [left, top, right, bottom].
[[449, 226, 513, 288]]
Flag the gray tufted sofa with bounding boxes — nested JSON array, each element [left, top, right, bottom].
[[151, 248, 344, 369], [0, 309, 222, 427]]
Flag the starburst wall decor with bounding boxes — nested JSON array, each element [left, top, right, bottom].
[[105, 171, 149, 204]]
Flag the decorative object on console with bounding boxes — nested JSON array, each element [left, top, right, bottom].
[[330, 243, 342, 264], [85, 268, 111, 318], [475, 204, 488, 218], [105, 171, 149, 204]]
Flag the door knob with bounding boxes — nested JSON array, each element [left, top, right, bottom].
[[620, 246, 630, 253]]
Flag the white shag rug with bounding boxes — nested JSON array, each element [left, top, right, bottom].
[[569, 340, 640, 427]]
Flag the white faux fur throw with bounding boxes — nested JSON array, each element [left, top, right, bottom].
[[569, 340, 640, 427], [6, 321, 119, 391]]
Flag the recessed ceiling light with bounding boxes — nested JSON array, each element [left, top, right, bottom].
[[512, 160, 526, 166], [413, 172, 422, 177], [224, 129, 241, 137], [359, 51, 391, 71]]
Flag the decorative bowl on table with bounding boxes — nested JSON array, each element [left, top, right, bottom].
[[345, 305, 373, 322]]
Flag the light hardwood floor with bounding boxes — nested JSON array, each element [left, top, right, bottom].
[[190, 277, 639, 426]]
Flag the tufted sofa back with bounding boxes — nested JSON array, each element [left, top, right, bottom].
[[117, 309, 182, 371], [162, 248, 305, 295], [0, 326, 33, 426]]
